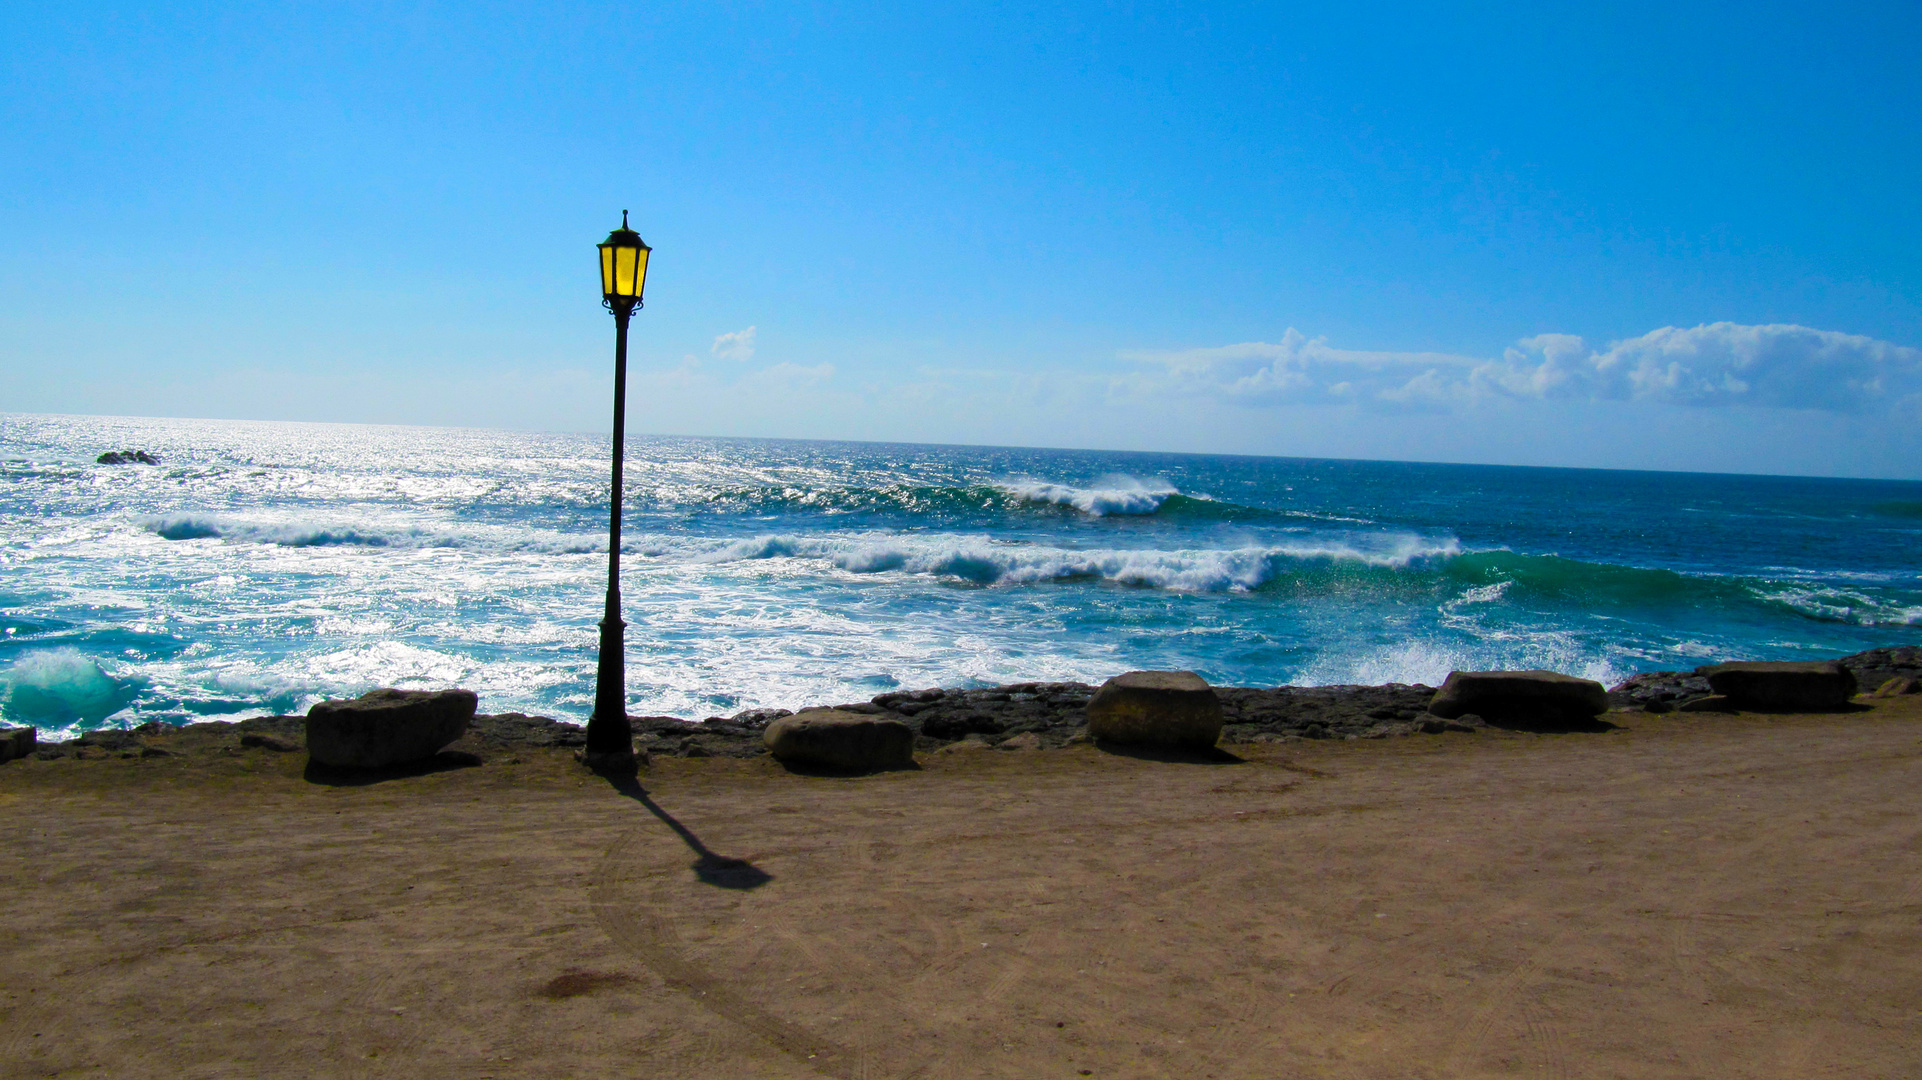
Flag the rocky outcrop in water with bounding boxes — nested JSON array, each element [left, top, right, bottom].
[[95, 450, 158, 465]]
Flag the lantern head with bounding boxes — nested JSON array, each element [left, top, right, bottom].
[[598, 210, 651, 312]]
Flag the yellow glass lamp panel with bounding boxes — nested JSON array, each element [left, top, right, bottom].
[[613, 246, 649, 300], [600, 245, 616, 296]]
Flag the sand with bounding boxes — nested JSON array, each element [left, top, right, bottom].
[[2, 698, 1920, 1079]]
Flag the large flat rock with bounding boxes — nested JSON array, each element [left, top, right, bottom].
[[305, 688, 476, 769], [763, 709, 916, 772], [1428, 670, 1607, 725], [1696, 661, 1857, 711], [1086, 670, 1224, 750]]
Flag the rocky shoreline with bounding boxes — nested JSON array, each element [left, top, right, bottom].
[[16, 645, 1919, 765]]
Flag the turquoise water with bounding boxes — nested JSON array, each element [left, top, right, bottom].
[[4, 412, 1920, 738]]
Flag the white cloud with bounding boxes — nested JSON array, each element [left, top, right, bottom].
[[711, 326, 758, 363], [1124, 323, 1922, 415]]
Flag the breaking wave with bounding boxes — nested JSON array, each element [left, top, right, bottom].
[[1, 648, 146, 730], [997, 477, 1180, 516], [671, 475, 1288, 522], [695, 532, 1922, 623], [700, 532, 1463, 591], [143, 515, 606, 554]]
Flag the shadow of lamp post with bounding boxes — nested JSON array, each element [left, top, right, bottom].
[[582, 211, 652, 773]]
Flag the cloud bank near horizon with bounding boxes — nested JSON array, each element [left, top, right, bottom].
[[1120, 322, 1922, 415]]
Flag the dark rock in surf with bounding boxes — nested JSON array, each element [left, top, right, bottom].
[[304, 688, 476, 769], [1694, 661, 1856, 711], [725, 707, 793, 729], [96, 450, 158, 465], [1428, 670, 1607, 726], [763, 709, 916, 772], [1085, 671, 1225, 750]]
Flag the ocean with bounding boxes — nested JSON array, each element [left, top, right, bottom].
[[3, 412, 1920, 739]]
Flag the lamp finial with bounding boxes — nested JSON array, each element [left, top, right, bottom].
[[622, 209, 629, 229]]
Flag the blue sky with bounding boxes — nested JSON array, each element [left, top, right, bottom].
[[4, 2, 1920, 477]]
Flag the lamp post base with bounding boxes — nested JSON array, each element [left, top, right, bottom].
[[577, 745, 647, 775]]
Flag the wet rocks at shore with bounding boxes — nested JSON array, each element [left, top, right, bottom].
[[1606, 672, 1713, 713], [11, 681, 1464, 762], [1606, 650, 1914, 714], [1839, 647, 1922, 693], [29, 716, 302, 760], [14, 646, 1919, 765]]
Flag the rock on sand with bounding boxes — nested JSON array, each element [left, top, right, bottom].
[[1086, 671, 1225, 750], [763, 709, 916, 772], [1428, 670, 1607, 726], [305, 688, 477, 769], [1695, 661, 1857, 711]]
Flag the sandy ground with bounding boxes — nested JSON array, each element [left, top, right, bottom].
[[3, 699, 1920, 1080]]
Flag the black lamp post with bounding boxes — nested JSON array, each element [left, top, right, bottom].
[[584, 211, 652, 769]]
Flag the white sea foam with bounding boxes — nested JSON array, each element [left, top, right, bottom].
[[1295, 635, 1632, 689], [1756, 583, 1922, 627], [695, 531, 1462, 591], [999, 475, 1179, 516]]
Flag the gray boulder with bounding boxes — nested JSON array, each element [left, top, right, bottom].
[[0, 726, 35, 763], [763, 709, 916, 772], [305, 688, 476, 768], [1086, 671, 1224, 750], [1428, 670, 1607, 726], [1695, 661, 1857, 711]]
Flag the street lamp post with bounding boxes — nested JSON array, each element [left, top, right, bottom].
[[584, 211, 652, 770]]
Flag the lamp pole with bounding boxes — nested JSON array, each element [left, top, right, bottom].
[[584, 212, 652, 769]]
